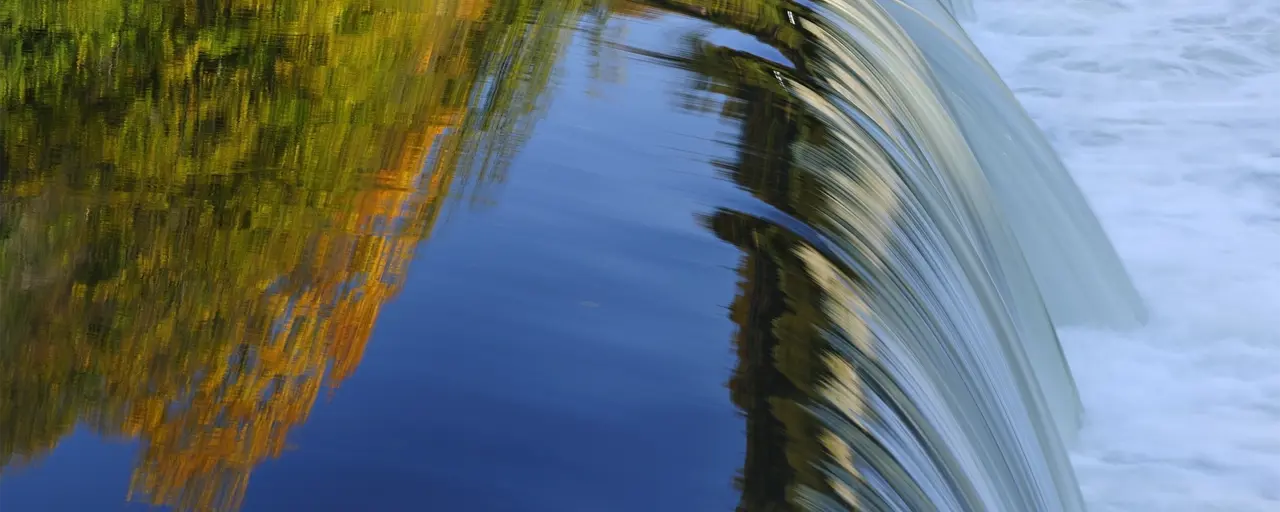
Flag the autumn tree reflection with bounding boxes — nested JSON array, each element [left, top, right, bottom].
[[0, 0, 584, 509]]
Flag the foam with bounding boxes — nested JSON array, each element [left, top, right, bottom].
[[965, 0, 1280, 509]]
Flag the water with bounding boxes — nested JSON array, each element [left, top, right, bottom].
[[0, 0, 1197, 510]]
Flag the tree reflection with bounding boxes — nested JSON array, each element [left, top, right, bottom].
[[0, 0, 584, 509], [637, 1, 839, 510]]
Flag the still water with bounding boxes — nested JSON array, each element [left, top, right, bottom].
[[0, 1, 779, 510], [0, 0, 1140, 510]]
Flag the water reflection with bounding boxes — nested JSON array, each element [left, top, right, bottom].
[[2, 0, 820, 509], [658, 6, 830, 510], [0, 0, 582, 509], [583, 1, 856, 507]]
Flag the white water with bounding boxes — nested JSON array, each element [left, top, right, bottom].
[[966, 0, 1280, 510]]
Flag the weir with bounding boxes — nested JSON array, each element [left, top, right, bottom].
[[693, 0, 1144, 510]]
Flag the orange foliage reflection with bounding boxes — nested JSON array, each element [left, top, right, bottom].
[[122, 13, 486, 512]]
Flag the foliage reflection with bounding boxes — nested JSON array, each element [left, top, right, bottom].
[[0, 0, 585, 509]]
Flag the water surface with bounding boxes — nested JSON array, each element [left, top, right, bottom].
[[0, 1, 792, 510]]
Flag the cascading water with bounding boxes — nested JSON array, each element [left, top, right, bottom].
[[700, 0, 1145, 509]]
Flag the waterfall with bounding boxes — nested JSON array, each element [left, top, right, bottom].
[[710, 0, 1145, 509]]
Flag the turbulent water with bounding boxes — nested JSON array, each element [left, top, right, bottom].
[[4, 0, 1240, 510], [969, 0, 1280, 510]]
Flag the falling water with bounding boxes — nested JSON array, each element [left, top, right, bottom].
[[710, 0, 1144, 510]]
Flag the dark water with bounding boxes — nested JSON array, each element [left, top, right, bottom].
[[0, 1, 818, 510]]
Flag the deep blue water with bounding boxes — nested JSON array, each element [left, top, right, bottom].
[[1, 6, 763, 511]]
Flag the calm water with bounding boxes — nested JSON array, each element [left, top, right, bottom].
[[1, 0, 1137, 510], [0, 1, 800, 510]]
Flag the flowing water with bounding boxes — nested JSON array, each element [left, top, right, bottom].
[[0, 0, 1260, 510]]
